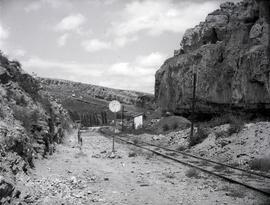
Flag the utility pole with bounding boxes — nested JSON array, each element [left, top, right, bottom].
[[190, 72, 197, 139], [121, 106, 124, 131]]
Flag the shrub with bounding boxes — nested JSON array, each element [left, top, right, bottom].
[[249, 157, 270, 171], [162, 124, 170, 132], [176, 145, 186, 151], [185, 168, 200, 178], [215, 130, 228, 139], [128, 151, 137, 157], [15, 95, 27, 106], [208, 113, 244, 128], [189, 126, 208, 147], [228, 117, 244, 135], [133, 138, 139, 145], [172, 122, 179, 130], [16, 74, 40, 101], [0, 106, 5, 118]]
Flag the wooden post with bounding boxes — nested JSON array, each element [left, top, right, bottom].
[[113, 112, 116, 152], [190, 72, 197, 139]]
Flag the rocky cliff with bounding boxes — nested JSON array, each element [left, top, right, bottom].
[[0, 52, 72, 203], [155, 0, 270, 116]]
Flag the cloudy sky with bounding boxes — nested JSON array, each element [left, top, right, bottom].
[[0, 0, 240, 93]]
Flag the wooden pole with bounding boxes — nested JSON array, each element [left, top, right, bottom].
[[190, 72, 197, 139]]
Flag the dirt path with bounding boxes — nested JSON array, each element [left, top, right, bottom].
[[16, 129, 269, 205]]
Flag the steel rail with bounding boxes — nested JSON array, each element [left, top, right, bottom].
[[114, 136, 270, 197], [138, 140, 270, 180]]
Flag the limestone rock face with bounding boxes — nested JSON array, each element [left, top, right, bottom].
[[155, 0, 270, 115]]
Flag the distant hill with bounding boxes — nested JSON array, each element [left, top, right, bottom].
[[39, 77, 156, 126]]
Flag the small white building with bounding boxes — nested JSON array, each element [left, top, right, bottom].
[[134, 113, 144, 129]]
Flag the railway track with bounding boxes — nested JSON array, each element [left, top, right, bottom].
[[113, 135, 270, 197]]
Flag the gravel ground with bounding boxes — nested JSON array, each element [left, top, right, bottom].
[[15, 129, 270, 205]]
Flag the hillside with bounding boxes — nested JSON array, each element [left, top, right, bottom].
[[0, 52, 72, 203], [39, 78, 156, 126], [155, 0, 270, 117]]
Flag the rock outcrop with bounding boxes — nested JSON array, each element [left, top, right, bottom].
[[155, 0, 270, 116]]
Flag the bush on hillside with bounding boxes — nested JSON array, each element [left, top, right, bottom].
[[13, 106, 40, 133], [189, 126, 209, 147], [0, 50, 9, 66], [207, 113, 244, 128]]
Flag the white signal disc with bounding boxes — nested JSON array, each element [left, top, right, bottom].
[[109, 100, 121, 113]]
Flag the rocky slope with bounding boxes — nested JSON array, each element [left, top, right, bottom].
[[0, 52, 72, 204], [155, 0, 270, 116], [40, 78, 155, 124]]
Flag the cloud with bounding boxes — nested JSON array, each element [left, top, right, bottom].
[[0, 23, 9, 47], [57, 33, 69, 47], [136, 52, 166, 67], [12, 49, 27, 58], [24, 1, 42, 12], [22, 52, 165, 93], [24, 0, 72, 12], [81, 39, 111, 52], [55, 14, 86, 32], [110, 0, 220, 38], [113, 36, 138, 47]]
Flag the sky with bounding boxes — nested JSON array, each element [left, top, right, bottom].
[[0, 0, 241, 93]]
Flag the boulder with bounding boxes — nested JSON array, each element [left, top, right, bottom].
[[0, 176, 15, 200], [155, 0, 270, 116]]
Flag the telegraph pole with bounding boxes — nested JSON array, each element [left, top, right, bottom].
[[190, 72, 197, 139]]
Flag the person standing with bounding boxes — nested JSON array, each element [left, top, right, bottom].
[[77, 123, 83, 150]]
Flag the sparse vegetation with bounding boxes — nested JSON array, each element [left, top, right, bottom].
[[189, 126, 209, 147], [185, 168, 200, 178], [249, 157, 270, 172]]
